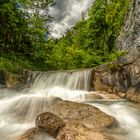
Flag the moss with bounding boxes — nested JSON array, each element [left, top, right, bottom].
[[108, 63, 124, 73]]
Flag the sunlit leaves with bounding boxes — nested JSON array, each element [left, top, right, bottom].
[[44, 0, 131, 70]]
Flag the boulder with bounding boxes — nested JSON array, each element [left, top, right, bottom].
[[18, 100, 118, 140], [36, 112, 65, 137], [56, 125, 111, 140], [48, 100, 118, 140], [48, 100, 117, 130], [17, 127, 55, 140], [17, 128, 38, 140], [126, 82, 140, 103]]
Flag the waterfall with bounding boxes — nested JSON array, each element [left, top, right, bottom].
[[0, 69, 92, 140], [24, 69, 93, 101], [28, 69, 92, 91], [0, 69, 140, 140]]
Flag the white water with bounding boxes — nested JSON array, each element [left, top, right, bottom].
[[89, 101, 140, 140], [0, 69, 140, 140], [28, 70, 92, 91]]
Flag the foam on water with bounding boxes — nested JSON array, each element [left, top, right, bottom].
[[0, 69, 140, 140], [0, 69, 92, 139], [90, 102, 140, 140], [28, 70, 92, 91]]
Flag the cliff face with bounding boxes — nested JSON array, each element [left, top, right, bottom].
[[93, 0, 140, 103], [117, 0, 140, 54], [93, 58, 140, 102]]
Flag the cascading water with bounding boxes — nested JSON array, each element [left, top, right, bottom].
[[28, 70, 92, 90], [89, 101, 140, 140], [0, 69, 92, 140], [27, 70, 92, 101], [0, 69, 140, 140]]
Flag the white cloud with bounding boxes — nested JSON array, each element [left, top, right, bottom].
[[49, 0, 93, 38]]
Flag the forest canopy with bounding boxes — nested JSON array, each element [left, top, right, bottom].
[[0, 0, 130, 72]]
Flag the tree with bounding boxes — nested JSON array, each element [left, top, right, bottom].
[[0, 0, 53, 57]]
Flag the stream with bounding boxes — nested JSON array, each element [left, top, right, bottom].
[[0, 69, 140, 140]]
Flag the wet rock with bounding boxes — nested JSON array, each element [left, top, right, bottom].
[[85, 92, 105, 100], [36, 112, 65, 137], [56, 125, 111, 140], [93, 58, 140, 102], [0, 69, 31, 89], [126, 82, 140, 103], [17, 128, 38, 140], [85, 91, 120, 101], [17, 127, 55, 140], [100, 92, 121, 100], [18, 100, 118, 140], [48, 100, 118, 139], [48, 100, 117, 130], [118, 92, 126, 99]]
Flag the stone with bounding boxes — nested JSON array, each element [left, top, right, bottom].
[[18, 100, 118, 140], [126, 82, 140, 103], [92, 58, 140, 102], [48, 100, 117, 130], [84, 92, 105, 100], [48, 100, 118, 139], [17, 127, 55, 140], [36, 112, 65, 137], [17, 128, 37, 140], [84, 91, 120, 100], [56, 125, 111, 140], [118, 92, 126, 99]]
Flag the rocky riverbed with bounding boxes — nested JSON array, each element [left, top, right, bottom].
[[18, 98, 118, 140]]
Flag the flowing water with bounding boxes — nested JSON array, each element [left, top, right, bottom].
[[0, 69, 140, 140], [89, 101, 140, 140]]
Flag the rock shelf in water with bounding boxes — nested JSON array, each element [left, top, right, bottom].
[[18, 99, 118, 140]]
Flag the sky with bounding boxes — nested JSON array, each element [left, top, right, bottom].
[[49, 0, 93, 38]]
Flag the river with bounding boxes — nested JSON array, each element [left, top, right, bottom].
[[0, 69, 139, 140]]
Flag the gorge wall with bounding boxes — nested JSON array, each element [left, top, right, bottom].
[[93, 0, 140, 103], [117, 0, 140, 53]]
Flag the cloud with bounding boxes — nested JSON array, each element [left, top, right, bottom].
[[49, 0, 93, 38]]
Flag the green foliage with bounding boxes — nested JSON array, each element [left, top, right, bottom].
[[0, 0, 131, 72], [0, 0, 53, 55], [44, 0, 130, 70], [108, 51, 126, 61], [0, 0, 53, 72], [108, 62, 124, 73], [108, 63, 119, 72]]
